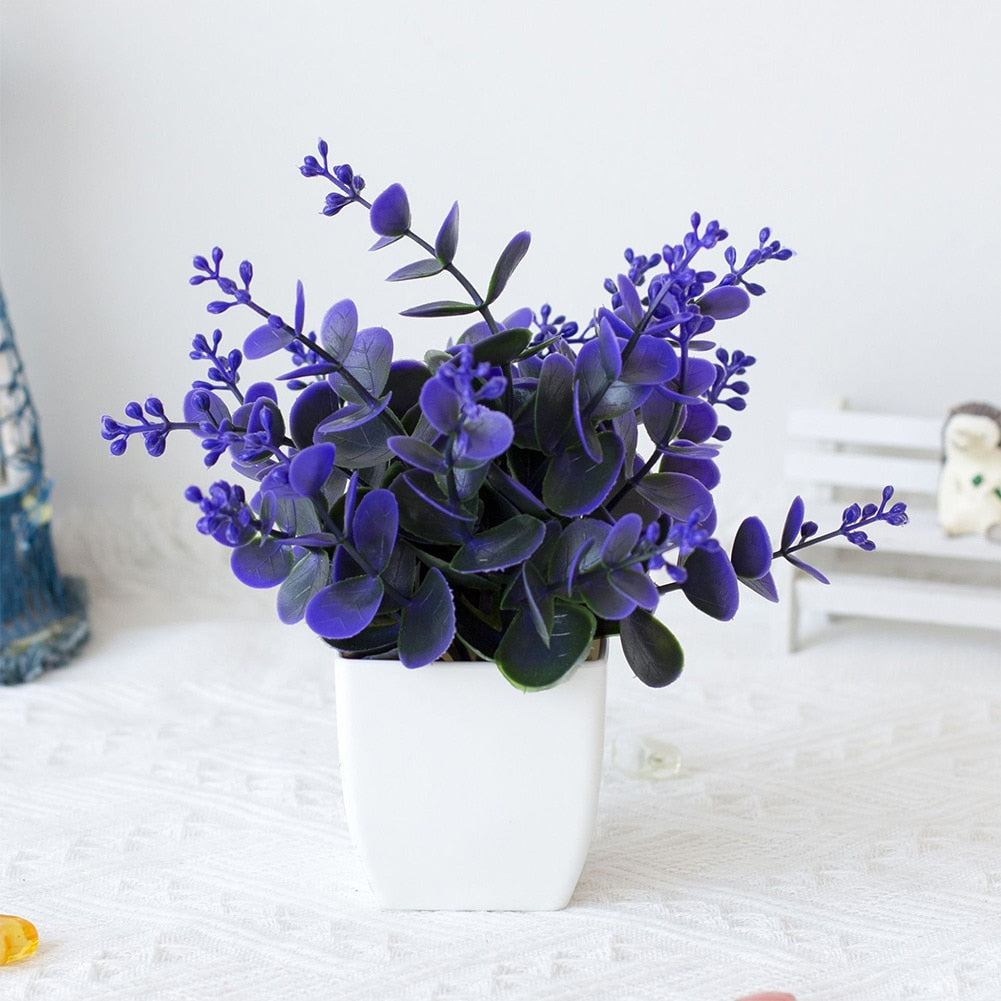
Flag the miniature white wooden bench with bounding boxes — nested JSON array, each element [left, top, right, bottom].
[[780, 406, 1001, 651]]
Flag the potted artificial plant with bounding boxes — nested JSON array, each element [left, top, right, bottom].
[[102, 139, 907, 909]]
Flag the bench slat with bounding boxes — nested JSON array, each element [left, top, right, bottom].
[[784, 449, 942, 496], [792, 572, 1001, 631], [787, 409, 942, 451]]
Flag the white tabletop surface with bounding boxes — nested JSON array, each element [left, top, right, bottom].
[[2, 567, 999, 1001]]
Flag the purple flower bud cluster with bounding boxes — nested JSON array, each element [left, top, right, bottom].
[[300, 139, 365, 216], [100, 398, 172, 456], [532, 304, 579, 344], [190, 247, 255, 315], [720, 227, 795, 296], [185, 481, 255, 546], [189, 329, 244, 401]]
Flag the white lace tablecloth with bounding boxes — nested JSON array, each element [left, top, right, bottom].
[[2, 582, 999, 1001]]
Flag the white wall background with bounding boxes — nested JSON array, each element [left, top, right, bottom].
[[1, 0, 999, 589]]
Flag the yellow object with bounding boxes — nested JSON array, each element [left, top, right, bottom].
[[0, 915, 38, 965]]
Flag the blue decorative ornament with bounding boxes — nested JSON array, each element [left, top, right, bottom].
[[0, 283, 88, 684]]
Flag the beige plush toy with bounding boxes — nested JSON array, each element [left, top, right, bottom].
[[937, 402, 1001, 542]]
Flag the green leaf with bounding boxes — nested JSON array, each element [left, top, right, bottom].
[[495, 601, 596, 691], [485, 231, 531, 304], [469, 327, 532, 366], [321, 414, 395, 468], [399, 568, 455, 667], [435, 201, 460, 265], [619, 608, 684, 688], [511, 563, 554, 645], [535, 352, 575, 453], [276, 551, 331, 625], [542, 432, 625, 516], [400, 299, 481, 318], [319, 299, 358, 361], [330, 326, 393, 403], [386, 258, 446, 282], [450, 514, 546, 574]]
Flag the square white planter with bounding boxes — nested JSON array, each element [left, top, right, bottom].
[[334, 651, 607, 910]]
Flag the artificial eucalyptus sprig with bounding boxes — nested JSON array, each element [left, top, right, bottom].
[[101, 138, 908, 690]]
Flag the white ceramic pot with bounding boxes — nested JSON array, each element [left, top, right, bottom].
[[334, 646, 608, 910]]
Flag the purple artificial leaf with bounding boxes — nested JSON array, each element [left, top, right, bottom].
[[597, 319, 623, 381], [385, 359, 431, 419], [616, 274, 643, 327], [435, 201, 460, 265], [730, 516, 773, 580], [635, 472, 713, 521], [740, 570, 779, 602], [320, 299, 358, 361], [288, 381, 339, 449], [679, 357, 718, 396], [485, 465, 547, 517], [502, 306, 534, 329], [461, 408, 514, 462], [245, 382, 278, 404], [781, 496, 806, 550], [231, 537, 295, 589], [351, 488, 399, 573], [572, 379, 603, 463], [640, 389, 679, 446], [330, 325, 394, 403], [276, 362, 338, 381], [609, 567, 659, 611], [316, 404, 395, 469], [369, 183, 411, 237], [294, 280, 305, 334], [244, 320, 295, 359], [597, 307, 634, 340], [450, 515, 546, 574], [289, 533, 340, 547], [534, 353, 575, 451], [387, 435, 448, 474], [400, 471, 477, 525], [620, 609, 684, 688], [485, 231, 531, 304], [697, 285, 751, 319], [276, 550, 331, 625], [386, 258, 445, 282], [589, 381, 650, 422], [304, 575, 385, 639], [419, 378, 461, 435], [657, 453, 721, 491], [550, 519, 610, 587], [679, 401, 719, 443], [391, 473, 471, 545], [399, 299, 481, 318], [681, 546, 739, 621], [577, 575, 636, 620], [542, 432, 625, 517], [786, 553, 831, 585], [575, 337, 612, 402], [315, 395, 392, 436], [288, 443, 337, 498], [619, 334, 679, 386], [600, 512, 643, 566], [398, 568, 455, 667]]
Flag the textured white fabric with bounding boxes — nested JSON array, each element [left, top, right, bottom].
[[2, 566, 999, 1000]]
